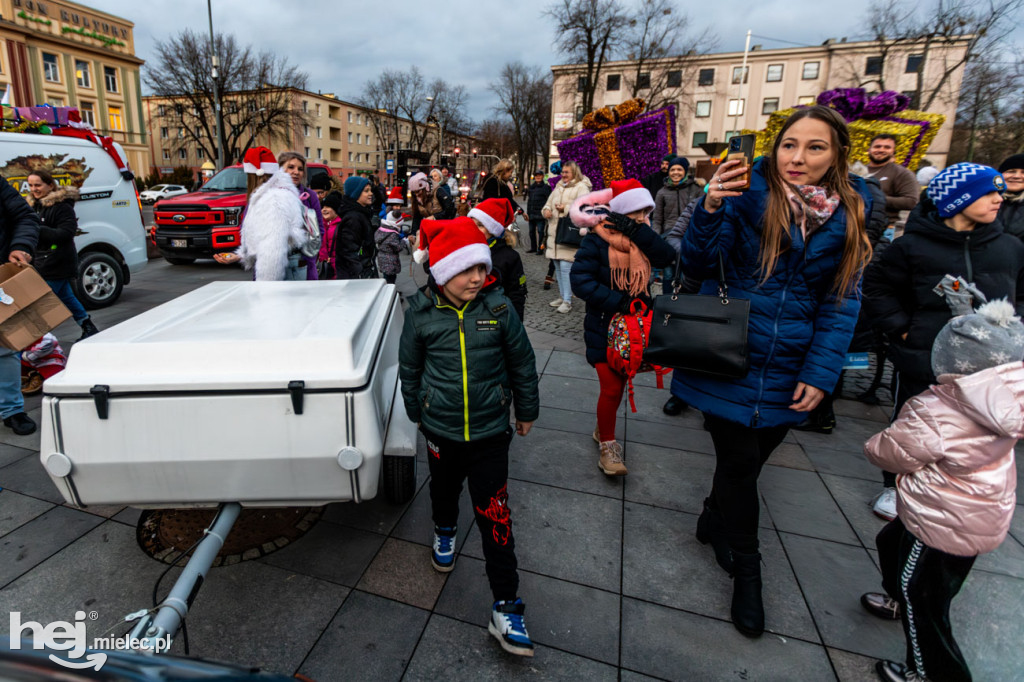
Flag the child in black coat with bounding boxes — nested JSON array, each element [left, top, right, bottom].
[[469, 198, 527, 321]]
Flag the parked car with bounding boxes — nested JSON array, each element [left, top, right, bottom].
[[0, 131, 148, 309], [140, 184, 188, 204]]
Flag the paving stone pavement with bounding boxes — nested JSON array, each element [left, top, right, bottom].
[[2, 248, 1021, 680]]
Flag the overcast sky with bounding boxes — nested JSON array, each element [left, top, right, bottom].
[[90, 0, 1018, 123]]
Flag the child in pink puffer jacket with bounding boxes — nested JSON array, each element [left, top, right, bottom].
[[861, 299, 1024, 682]]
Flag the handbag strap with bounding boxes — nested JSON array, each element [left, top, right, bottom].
[[669, 247, 728, 302]]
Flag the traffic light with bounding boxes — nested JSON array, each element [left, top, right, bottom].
[[472, 148, 478, 158], [453, 146, 461, 158]]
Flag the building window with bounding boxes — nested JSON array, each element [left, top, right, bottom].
[[160, 127, 168, 139], [177, 127, 184, 138], [348, 112, 352, 123], [766, 64, 783, 82], [104, 67, 118, 93], [108, 106, 124, 131], [636, 72, 651, 89], [577, 76, 588, 92], [197, 147, 205, 159], [304, 146, 310, 158], [357, 114, 362, 125], [178, 148, 187, 160], [666, 70, 682, 88], [865, 56, 883, 76], [302, 101, 308, 113], [315, 103, 321, 116], [731, 66, 748, 85], [698, 68, 715, 86], [692, 131, 708, 148], [348, 132, 352, 143], [606, 74, 620, 91], [802, 61, 820, 80], [162, 149, 170, 160], [75, 60, 90, 88], [348, 151, 353, 162], [797, 95, 817, 106], [303, 124, 310, 137], [906, 54, 923, 73], [79, 102, 95, 127], [316, 126, 322, 138], [317, 148, 322, 160], [695, 100, 711, 118], [724, 130, 740, 142], [762, 98, 779, 115], [727, 99, 745, 116], [42, 53, 60, 82], [47, 97, 64, 107]]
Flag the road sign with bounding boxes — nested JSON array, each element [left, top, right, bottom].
[[386, 159, 395, 174]]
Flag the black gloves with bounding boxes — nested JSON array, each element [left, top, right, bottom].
[[605, 211, 639, 238]]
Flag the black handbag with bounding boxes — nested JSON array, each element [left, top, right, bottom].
[[644, 249, 750, 379], [554, 215, 584, 247]]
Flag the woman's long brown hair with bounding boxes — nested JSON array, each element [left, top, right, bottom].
[[760, 105, 871, 298]]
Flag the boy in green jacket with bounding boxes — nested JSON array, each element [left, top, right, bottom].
[[400, 217, 540, 657]]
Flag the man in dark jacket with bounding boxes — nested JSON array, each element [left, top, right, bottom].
[[332, 178, 375, 279], [997, 154, 1024, 241], [641, 153, 674, 200], [525, 170, 551, 254], [0, 181, 41, 435], [863, 162, 1020, 520]]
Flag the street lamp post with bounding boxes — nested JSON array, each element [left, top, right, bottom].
[[207, 0, 224, 170]]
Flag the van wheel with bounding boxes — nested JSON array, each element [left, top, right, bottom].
[[383, 455, 416, 504], [163, 257, 196, 265], [77, 252, 124, 309]]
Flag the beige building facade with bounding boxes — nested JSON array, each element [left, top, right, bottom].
[[550, 37, 968, 167], [0, 0, 148, 174]]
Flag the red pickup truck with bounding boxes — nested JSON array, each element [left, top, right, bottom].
[[152, 163, 332, 264]]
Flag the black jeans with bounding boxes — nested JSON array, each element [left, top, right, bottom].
[[704, 414, 789, 553], [876, 518, 976, 682], [882, 372, 932, 487], [528, 218, 545, 252], [424, 426, 518, 601]]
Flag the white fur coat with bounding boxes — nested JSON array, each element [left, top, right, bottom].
[[235, 171, 307, 281]]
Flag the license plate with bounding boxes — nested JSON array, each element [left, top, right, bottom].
[[171, 239, 187, 248]]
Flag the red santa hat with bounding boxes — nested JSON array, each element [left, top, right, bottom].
[[608, 178, 654, 216], [243, 146, 279, 176], [386, 186, 405, 205], [419, 217, 492, 286], [468, 198, 515, 238]]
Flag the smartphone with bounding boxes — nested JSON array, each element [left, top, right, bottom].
[[726, 134, 756, 190]]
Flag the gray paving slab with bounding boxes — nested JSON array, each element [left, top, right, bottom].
[[805, 442, 885, 483], [620, 597, 835, 681], [356, 537, 448, 610], [952, 568, 1024, 680], [974, 527, 1024, 580], [0, 443, 32, 469], [538, 374, 599, 413], [619, 384, 685, 427], [622, 503, 818, 642], [622, 443, 715, 515], [619, 671, 665, 682], [297, 590, 428, 682], [321, 484, 421, 536], [404, 614, 618, 681], [0, 451, 63, 504], [534, 405, 619, 439], [622, 419, 716, 456], [0, 490, 53, 537], [179, 559, 349, 674], [532, 347, 553, 374], [819, 473, 889, 550], [828, 646, 882, 682], [1009, 504, 1023, 546], [509, 426, 624, 499], [0, 411, 41, 459], [542, 349, 597, 380], [435, 555, 621, 665], [0, 506, 104, 587], [792, 415, 887, 457], [760, 466, 860, 545], [111, 507, 142, 527], [258, 520, 385, 587], [460, 480, 622, 592], [780, 532, 903, 660], [765, 441, 816, 471], [390, 479, 477, 551], [832, 399, 891, 424]]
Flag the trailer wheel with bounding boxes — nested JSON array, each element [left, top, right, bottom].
[[383, 455, 416, 504]]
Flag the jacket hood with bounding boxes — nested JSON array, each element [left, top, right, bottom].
[[904, 197, 1005, 245], [37, 186, 80, 207], [940, 361, 1024, 439]]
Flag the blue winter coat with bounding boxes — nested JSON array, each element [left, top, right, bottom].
[[570, 223, 677, 365], [673, 159, 872, 428]]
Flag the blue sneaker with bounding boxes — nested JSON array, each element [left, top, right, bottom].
[[489, 598, 535, 657], [431, 526, 457, 572]]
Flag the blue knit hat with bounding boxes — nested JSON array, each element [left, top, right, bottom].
[[343, 176, 370, 200], [669, 156, 689, 171], [927, 163, 1006, 218]]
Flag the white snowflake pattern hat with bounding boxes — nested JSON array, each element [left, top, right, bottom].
[[931, 299, 1024, 377]]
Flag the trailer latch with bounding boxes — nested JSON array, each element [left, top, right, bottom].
[[288, 380, 305, 415], [90, 385, 110, 420]]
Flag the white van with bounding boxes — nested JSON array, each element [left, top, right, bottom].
[[0, 131, 147, 308]]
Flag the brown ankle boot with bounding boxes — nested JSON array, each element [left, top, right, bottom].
[[598, 440, 627, 476]]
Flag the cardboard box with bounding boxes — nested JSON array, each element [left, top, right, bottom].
[[0, 263, 71, 350]]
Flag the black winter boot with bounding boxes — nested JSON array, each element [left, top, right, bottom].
[[730, 550, 764, 637], [78, 318, 99, 340], [695, 497, 733, 574]]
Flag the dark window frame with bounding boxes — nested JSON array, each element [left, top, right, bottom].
[[697, 68, 715, 86], [606, 74, 620, 91]]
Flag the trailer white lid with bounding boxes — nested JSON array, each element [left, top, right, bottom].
[[44, 280, 398, 394]]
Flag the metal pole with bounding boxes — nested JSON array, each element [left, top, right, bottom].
[[207, 0, 224, 170], [731, 30, 752, 136]]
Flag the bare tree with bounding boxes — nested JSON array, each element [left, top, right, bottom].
[[948, 56, 1024, 163], [423, 79, 472, 161], [475, 119, 517, 158], [358, 70, 406, 165], [619, 0, 716, 111], [489, 62, 553, 186], [145, 29, 311, 165], [545, 0, 627, 115]]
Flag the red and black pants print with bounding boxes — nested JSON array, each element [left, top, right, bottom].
[[423, 426, 518, 601]]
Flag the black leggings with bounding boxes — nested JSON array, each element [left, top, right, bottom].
[[704, 414, 789, 553]]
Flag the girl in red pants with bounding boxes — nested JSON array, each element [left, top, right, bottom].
[[569, 179, 676, 476]]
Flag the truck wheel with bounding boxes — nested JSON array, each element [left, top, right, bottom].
[[383, 455, 416, 504], [77, 252, 124, 310], [163, 257, 196, 265]]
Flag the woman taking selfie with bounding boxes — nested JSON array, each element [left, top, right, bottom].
[[676, 106, 872, 637]]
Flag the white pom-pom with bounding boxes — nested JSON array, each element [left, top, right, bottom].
[[977, 299, 1019, 327], [413, 248, 429, 264], [579, 227, 589, 236]]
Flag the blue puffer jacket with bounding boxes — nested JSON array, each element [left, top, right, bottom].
[[570, 223, 677, 365], [673, 159, 872, 428]]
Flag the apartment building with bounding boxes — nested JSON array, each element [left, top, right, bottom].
[[0, 0, 148, 172], [550, 37, 968, 167]]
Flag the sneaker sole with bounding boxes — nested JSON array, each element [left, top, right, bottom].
[[430, 557, 455, 573], [871, 508, 897, 522], [598, 461, 628, 476], [488, 621, 535, 657]]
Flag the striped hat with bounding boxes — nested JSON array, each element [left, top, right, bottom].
[[927, 162, 1006, 218]]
